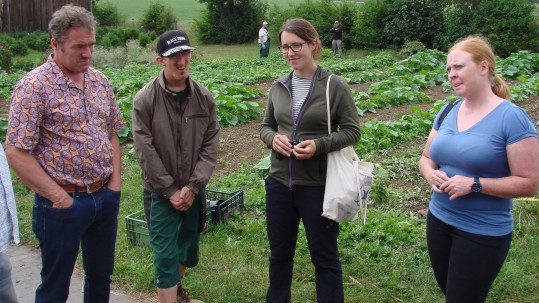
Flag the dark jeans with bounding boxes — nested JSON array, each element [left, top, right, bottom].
[[426, 211, 512, 303], [32, 185, 121, 303], [265, 177, 344, 303]]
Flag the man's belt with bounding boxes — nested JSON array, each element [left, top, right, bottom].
[[61, 178, 109, 193]]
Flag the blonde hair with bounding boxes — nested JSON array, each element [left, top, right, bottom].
[[279, 18, 322, 58], [449, 35, 510, 99]]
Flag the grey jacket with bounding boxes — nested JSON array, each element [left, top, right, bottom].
[[260, 67, 360, 188], [132, 70, 220, 198]]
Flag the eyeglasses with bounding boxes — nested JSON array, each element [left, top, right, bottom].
[[279, 41, 309, 54], [166, 50, 193, 59]]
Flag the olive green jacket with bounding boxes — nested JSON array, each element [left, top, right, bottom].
[[260, 67, 360, 188]]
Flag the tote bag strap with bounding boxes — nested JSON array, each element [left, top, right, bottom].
[[326, 74, 333, 135]]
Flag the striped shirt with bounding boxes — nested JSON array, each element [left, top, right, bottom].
[[291, 74, 312, 121]]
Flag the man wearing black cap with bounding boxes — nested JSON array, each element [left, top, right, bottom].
[[132, 29, 220, 303]]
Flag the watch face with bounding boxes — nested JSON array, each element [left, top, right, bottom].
[[471, 182, 482, 193]]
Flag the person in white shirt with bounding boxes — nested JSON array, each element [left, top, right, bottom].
[[0, 144, 19, 303], [258, 21, 270, 58]]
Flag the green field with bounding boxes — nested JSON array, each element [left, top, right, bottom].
[[113, 0, 306, 22]]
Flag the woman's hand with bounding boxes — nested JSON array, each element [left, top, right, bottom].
[[428, 169, 450, 193], [272, 134, 293, 158], [439, 175, 473, 200], [292, 140, 316, 160]]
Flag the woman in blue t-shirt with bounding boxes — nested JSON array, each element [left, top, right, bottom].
[[418, 35, 539, 302]]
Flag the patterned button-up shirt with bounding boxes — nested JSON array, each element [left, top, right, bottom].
[[0, 144, 19, 253], [6, 56, 125, 186]]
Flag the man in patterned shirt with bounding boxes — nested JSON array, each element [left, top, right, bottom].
[[5, 4, 125, 302]]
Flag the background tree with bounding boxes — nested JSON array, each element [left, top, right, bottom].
[[140, 1, 177, 34], [381, 0, 446, 49], [195, 0, 267, 44]]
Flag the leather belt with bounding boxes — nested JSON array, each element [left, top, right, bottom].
[[60, 178, 109, 193]]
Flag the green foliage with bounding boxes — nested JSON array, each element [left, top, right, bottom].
[[195, 0, 267, 44], [398, 41, 427, 57], [440, 3, 476, 52], [0, 34, 28, 56], [101, 31, 123, 49], [94, 1, 123, 26], [269, 0, 362, 48], [22, 31, 50, 53], [140, 1, 178, 33], [474, 0, 539, 57], [351, 0, 387, 49], [0, 45, 13, 72], [382, 0, 446, 49], [138, 33, 153, 48]]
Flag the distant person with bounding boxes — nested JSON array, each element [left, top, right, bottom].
[[132, 29, 220, 303], [259, 21, 270, 58], [0, 144, 19, 303], [329, 20, 342, 58], [5, 4, 125, 302], [418, 35, 539, 302], [260, 18, 360, 302]]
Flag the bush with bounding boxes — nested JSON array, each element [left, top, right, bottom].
[[474, 0, 539, 57], [138, 33, 153, 48], [22, 31, 50, 52], [140, 2, 177, 33], [350, 0, 386, 49], [101, 31, 123, 49], [440, 4, 476, 51], [195, 0, 267, 44], [94, 1, 123, 27], [0, 35, 28, 56], [398, 41, 427, 57], [0, 45, 13, 71], [382, 0, 446, 49]]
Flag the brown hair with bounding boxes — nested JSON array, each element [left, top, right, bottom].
[[449, 35, 510, 99], [279, 18, 322, 58], [48, 4, 97, 44]]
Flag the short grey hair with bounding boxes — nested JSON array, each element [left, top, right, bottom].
[[48, 4, 97, 44]]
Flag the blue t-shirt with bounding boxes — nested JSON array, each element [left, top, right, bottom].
[[429, 100, 538, 236]]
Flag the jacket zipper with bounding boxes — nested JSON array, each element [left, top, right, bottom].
[[278, 67, 320, 190]]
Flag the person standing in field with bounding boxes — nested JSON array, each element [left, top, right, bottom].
[[329, 21, 342, 58], [132, 29, 220, 303], [260, 18, 360, 303], [259, 21, 270, 58], [418, 35, 539, 302], [0, 144, 20, 303], [5, 4, 125, 302]]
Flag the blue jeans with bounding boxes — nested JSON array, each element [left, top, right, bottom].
[[32, 185, 121, 303], [0, 252, 18, 303], [265, 177, 344, 303]]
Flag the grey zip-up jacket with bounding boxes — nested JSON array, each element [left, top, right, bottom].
[[132, 70, 220, 198], [260, 67, 360, 188]]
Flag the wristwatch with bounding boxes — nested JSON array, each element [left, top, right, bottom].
[[471, 177, 482, 193]]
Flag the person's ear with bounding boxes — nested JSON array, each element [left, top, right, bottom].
[[50, 38, 59, 52], [156, 56, 164, 65]]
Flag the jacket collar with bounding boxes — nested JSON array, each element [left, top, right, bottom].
[[157, 69, 192, 96]]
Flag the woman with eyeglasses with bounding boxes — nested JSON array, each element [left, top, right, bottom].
[[259, 18, 360, 303]]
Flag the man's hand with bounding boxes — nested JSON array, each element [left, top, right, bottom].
[[169, 187, 195, 211]]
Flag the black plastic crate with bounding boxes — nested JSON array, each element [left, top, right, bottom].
[[206, 189, 244, 224], [126, 189, 244, 247]]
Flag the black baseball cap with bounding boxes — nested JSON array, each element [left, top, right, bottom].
[[156, 30, 196, 57]]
